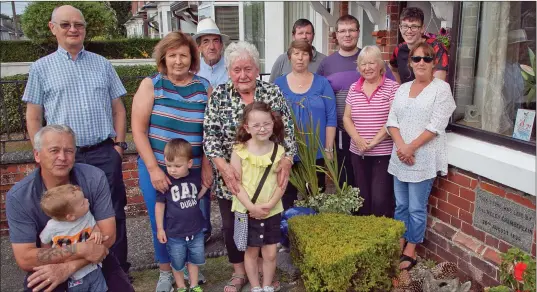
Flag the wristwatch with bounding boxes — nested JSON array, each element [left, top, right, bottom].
[[114, 142, 128, 150]]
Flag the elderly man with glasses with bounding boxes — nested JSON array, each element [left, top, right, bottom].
[[389, 7, 449, 84], [22, 5, 131, 277]]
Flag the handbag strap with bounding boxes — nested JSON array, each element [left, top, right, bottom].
[[251, 143, 278, 205]]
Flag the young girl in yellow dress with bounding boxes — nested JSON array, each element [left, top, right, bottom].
[[230, 101, 286, 292]]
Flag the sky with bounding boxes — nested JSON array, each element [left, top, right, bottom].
[[0, 1, 30, 17]]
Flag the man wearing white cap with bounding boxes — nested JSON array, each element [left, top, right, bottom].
[[194, 18, 230, 88], [192, 17, 230, 245]]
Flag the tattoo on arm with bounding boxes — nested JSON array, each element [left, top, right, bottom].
[[36, 244, 77, 264]]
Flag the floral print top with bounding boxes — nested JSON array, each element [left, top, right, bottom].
[[203, 79, 297, 200]]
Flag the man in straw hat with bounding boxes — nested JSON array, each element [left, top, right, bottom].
[[194, 17, 230, 89]]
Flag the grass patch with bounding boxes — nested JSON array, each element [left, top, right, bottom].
[[131, 256, 232, 292]]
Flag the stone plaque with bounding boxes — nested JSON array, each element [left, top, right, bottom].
[[473, 189, 535, 253]]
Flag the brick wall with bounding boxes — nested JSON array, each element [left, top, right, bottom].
[[452, 2, 480, 120], [423, 166, 536, 290], [373, 1, 401, 62], [0, 153, 146, 236]]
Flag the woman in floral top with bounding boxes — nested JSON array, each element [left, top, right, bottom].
[[203, 41, 296, 292]]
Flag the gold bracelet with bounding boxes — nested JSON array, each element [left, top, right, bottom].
[[324, 148, 334, 153], [283, 156, 294, 165]]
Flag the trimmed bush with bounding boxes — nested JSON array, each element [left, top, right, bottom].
[[288, 213, 405, 292], [0, 65, 157, 135], [0, 38, 160, 62]]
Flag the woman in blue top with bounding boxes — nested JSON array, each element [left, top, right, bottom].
[[274, 40, 337, 210]]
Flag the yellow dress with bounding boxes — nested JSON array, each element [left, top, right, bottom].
[[231, 143, 285, 218]]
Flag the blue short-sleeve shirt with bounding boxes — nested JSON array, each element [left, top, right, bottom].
[[22, 46, 127, 147]]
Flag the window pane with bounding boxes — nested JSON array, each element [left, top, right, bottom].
[[215, 6, 239, 43], [244, 2, 265, 73], [452, 1, 536, 144]]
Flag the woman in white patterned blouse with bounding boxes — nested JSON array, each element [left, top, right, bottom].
[[385, 42, 456, 271]]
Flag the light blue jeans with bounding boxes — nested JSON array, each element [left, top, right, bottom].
[[393, 176, 435, 244]]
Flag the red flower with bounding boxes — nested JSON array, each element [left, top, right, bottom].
[[514, 262, 527, 281]]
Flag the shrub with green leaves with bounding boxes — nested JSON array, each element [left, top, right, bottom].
[[0, 38, 159, 62], [0, 65, 157, 135], [289, 213, 405, 291]]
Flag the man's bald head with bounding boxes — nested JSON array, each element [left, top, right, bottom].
[[51, 5, 85, 23]]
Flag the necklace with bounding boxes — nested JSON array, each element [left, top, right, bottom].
[[292, 72, 311, 89]]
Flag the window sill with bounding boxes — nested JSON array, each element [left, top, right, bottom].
[[446, 133, 536, 196]]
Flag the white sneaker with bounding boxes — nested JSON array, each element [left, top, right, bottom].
[[156, 271, 175, 292], [263, 286, 275, 292]]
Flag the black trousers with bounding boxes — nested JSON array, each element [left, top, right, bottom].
[[283, 158, 326, 211], [336, 129, 355, 188], [23, 253, 134, 292], [76, 139, 130, 273], [218, 198, 245, 264], [350, 154, 394, 218]]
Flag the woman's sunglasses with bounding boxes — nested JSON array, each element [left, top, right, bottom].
[[410, 56, 434, 63]]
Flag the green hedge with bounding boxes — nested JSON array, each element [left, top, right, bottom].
[[0, 38, 160, 62], [289, 213, 405, 292], [0, 65, 157, 135]]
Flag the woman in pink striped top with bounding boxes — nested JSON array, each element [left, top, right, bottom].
[[343, 45, 399, 217]]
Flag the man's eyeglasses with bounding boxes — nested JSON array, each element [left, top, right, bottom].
[[336, 29, 359, 35], [410, 56, 434, 63], [53, 22, 86, 30], [399, 25, 422, 32], [248, 121, 274, 131]]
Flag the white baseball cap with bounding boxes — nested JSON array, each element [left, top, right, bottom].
[[193, 18, 230, 43]]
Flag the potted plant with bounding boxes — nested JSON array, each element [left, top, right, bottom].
[[288, 114, 363, 215], [280, 113, 363, 248]]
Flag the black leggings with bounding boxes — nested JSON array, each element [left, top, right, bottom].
[[218, 198, 245, 264]]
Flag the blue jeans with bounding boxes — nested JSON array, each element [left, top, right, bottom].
[[393, 176, 435, 244], [166, 232, 206, 271], [67, 267, 107, 292], [138, 157, 171, 264]]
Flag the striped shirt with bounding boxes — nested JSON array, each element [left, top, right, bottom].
[[149, 73, 210, 169], [22, 46, 127, 147], [345, 74, 399, 156]]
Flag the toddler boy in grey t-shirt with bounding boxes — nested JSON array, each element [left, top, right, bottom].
[[39, 184, 107, 292]]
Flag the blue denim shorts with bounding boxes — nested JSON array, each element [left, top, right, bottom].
[[166, 231, 205, 271]]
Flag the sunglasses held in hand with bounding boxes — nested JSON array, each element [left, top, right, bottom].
[[410, 56, 434, 63]]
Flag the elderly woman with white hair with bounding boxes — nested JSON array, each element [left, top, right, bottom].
[[203, 41, 296, 292], [343, 45, 400, 218]]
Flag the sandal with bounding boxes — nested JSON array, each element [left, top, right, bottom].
[[258, 273, 281, 292], [399, 254, 417, 271], [224, 273, 247, 292]]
